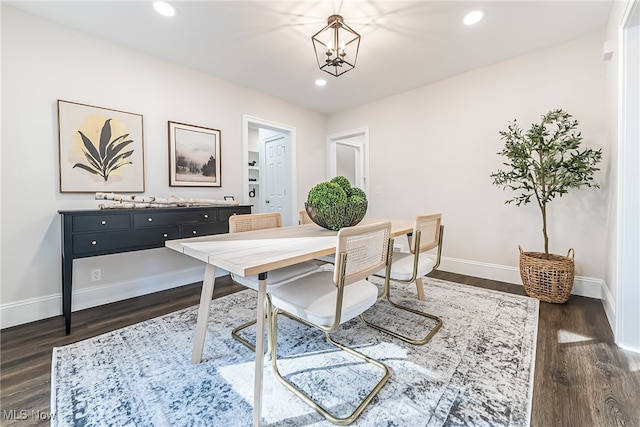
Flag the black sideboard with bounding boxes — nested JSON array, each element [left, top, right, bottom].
[[58, 205, 252, 334]]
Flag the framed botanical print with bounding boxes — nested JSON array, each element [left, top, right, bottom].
[[168, 121, 221, 187], [57, 100, 145, 192]]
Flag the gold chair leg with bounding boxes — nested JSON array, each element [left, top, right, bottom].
[[231, 295, 273, 353], [231, 319, 259, 352], [415, 277, 426, 301], [269, 308, 390, 426], [361, 278, 443, 346]]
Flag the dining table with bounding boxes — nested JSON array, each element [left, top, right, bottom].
[[165, 217, 414, 426]]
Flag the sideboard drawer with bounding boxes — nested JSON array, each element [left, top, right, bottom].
[[72, 227, 180, 255], [73, 214, 131, 232], [133, 210, 219, 228], [134, 212, 183, 228], [218, 206, 252, 223], [180, 222, 227, 237]]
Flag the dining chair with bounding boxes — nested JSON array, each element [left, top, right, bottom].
[[361, 213, 444, 345], [299, 209, 313, 225], [299, 209, 335, 264], [229, 212, 323, 352], [268, 221, 393, 425]]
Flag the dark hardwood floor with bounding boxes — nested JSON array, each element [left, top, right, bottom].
[[1, 272, 639, 426]]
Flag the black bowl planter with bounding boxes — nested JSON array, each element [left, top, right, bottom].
[[304, 201, 367, 231]]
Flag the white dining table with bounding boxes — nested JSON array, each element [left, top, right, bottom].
[[165, 218, 414, 426]]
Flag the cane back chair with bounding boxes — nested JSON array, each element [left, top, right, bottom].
[[228, 212, 322, 351], [268, 221, 393, 425], [361, 213, 444, 345]]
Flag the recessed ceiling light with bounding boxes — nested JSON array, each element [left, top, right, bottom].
[[463, 10, 484, 26], [153, 1, 176, 17], [315, 79, 327, 87]]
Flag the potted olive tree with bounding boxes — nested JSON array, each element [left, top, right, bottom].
[[490, 109, 602, 303]]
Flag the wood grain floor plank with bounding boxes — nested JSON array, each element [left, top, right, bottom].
[[2, 272, 639, 426]]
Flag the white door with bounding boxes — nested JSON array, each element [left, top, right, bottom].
[[263, 134, 292, 225], [327, 127, 369, 197], [335, 140, 364, 189]]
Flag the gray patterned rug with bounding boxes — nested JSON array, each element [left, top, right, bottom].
[[51, 278, 538, 427]]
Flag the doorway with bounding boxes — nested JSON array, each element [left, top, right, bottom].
[[242, 115, 297, 226], [327, 127, 370, 196]]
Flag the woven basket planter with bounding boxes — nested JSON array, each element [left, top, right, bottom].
[[518, 246, 575, 303], [304, 201, 367, 231]]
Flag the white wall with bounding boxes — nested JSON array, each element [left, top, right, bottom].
[[328, 32, 611, 296], [0, 4, 619, 329], [0, 6, 326, 328]]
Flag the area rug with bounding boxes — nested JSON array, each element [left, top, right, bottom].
[[51, 278, 538, 427]]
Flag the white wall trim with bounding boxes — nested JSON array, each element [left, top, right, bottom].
[[614, 0, 640, 353], [601, 280, 617, 336], [2, 255, 606, 329], [0, 266, 225, 329], [435, 255, 604, 300]]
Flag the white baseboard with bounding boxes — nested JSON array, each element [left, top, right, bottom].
[[2, 255, 607, 329], [600, 281, 617, 336], [435, 255, 604, 300], [0, 266, 228, 329]]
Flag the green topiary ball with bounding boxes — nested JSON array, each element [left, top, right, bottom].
[[307, 182, 348, 209], [349, 194, 367, 204], [330, 176, 352, 194], [348, 186, 367, 200]]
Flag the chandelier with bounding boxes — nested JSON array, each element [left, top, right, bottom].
[[311, 15, 361, 77]]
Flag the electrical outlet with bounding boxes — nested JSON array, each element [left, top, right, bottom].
[[393, 244, 404, 252], [91, 269, 102, 282]]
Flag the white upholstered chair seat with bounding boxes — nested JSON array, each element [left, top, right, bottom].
[[375, 251, 435, 281], [270, 271, 379, 327], [231, 262, 322, 291]]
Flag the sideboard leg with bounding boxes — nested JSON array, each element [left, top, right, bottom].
[[62, 256, 72, 335]]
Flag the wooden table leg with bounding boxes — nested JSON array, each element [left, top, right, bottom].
[[253, 272, 267, 427], [191, 264, 217, 364]]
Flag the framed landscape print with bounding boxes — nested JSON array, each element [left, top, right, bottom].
[[57, 100, 145, 193], [168, 121, 221, 187]]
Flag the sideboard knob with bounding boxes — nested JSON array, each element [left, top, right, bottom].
[[163, 233, 168, 238], [101, 220, 107, 225], [147, 217, 153, 222], [91, 240, 97, 245], [204, 214, 209, 218], [192, 230, 197, 235]]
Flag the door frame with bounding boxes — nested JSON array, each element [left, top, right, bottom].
[[242, 115, 297, 225], [615, 0, 640, 351], [327, 126, 370, 197]]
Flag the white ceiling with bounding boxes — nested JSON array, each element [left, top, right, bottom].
[[8, 1, 613, 114]]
